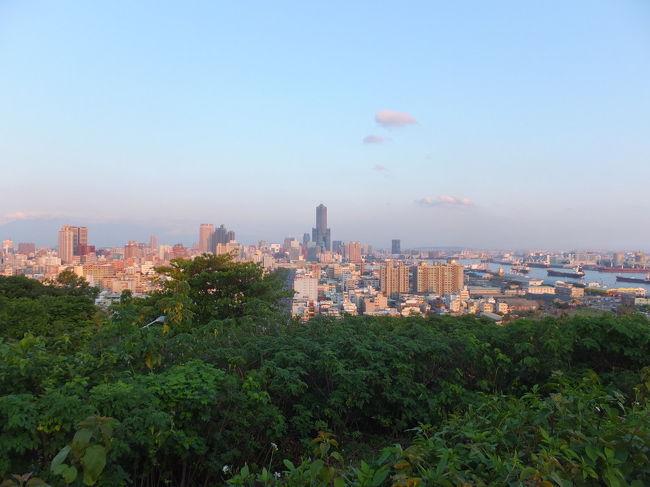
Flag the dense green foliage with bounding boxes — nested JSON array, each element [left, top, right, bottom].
[[0, 258, 649, 486], [0, 273, 99, 341]]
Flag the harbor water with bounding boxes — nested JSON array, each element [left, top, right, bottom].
[[458, 259, 650, 293]]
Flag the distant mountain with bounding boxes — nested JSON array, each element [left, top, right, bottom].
[[0, 218, 189, 248]]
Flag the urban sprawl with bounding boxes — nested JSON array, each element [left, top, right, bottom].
[[2, 204, 650, 322]]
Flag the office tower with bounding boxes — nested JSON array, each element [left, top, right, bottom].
[[346, 241, 362, 264], [58, 226, 74, 264], [414, 262, 464, 295], [199, 224, 214, 253], [311, 203, 331, 251], [302, 233, 310, 245], [75, 227, 88, 255], [150, 235, 158, 250], [332, 240, 344, 255], [392, 239, 401, 254], [226, 230, 236, 242], [380, 260, 409, 296], [62, 226, 88, 256], [211, 224, 228, 251]]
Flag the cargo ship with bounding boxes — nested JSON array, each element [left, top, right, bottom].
[[547, 266, 585, 279], [598, 266, 650, 273], [511, 264, 530, 274], [616, 275, 650, 284]]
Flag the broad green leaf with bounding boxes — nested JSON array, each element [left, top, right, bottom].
[[585, 445, 599, 463], [82, 445, 107, 486], [62, 465, 78, 484], [331, 451, 344, 463], [26, 479, 51, 487], [372, 468, 389, 486], [72, 428, 93, 451], [51, 445, 71, 472]]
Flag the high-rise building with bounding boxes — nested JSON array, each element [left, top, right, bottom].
[[302, 233, 310, 245], [346, 242, 362, 264], [391, 239, 401, 254], [311, 204, 331, 251], [414, 262, 464, 295], [210, 224, 232, 251], [76, 227, 88, 255], [380, 260, 409, 296], [124, 241, 141, 260], [58, 226, 74, 264], [61, 226, 88, 256], [199, 224, 214, 253], [150, 235, 158, 251], [294, 275, 318, 302]]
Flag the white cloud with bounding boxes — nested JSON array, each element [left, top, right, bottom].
[[415, 195, 474, 209], [375, 109, 418, 128], [0, 211, 55, 225], [363, 135, 391, 144]]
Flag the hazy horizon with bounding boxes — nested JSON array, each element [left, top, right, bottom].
[[2, 1, 649, 249], [1, 214, 648, 253]]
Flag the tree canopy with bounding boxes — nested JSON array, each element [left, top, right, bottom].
[[0, 258, 649, 486], [152, 253, 293, 326]]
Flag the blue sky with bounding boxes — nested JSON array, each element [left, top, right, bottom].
[[1, 0, 649, 249]]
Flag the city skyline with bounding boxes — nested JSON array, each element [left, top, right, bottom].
[[1, 209, 650, 253], [2, 221, 650, 257], [1, 1, 649, 249]]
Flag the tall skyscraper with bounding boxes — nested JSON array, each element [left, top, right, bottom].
[[214, 224, 227, 244], [392, 239, 401, 254], [311, 203, 331, 251], [58, 225, 88, 263], [414, 262, 464, 295], [199, 224, 215, 253], [58, 225, 74, 264], [150, 235, 158, 250], [380, 260, 409, 296], [209, 224, 236, 252], [67, 226, 88, 256]]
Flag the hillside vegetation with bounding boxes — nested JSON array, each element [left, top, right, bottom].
[[0, 255, 649, 487]]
